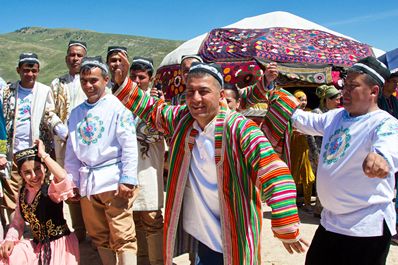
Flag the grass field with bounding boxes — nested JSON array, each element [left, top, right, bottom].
[[0, 27, 183, 85]]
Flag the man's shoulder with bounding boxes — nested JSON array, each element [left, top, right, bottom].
[[373, 111, 398, 137], [69, 101, 85, 117], [324, 108, 345, 120], [35, 81, 51, 90], [104, 94, 125, 108], [34, 82, 52, 95], [51, 74, 69, 86], [226, 111, 259, 130], [375, 110, 398, 123]]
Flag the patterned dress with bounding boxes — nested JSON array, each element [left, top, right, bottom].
[[0, 179, 79, 265]]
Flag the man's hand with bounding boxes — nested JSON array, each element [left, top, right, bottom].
[[34, 139, 47, 159], [114, 52, 130, 86], [264, 62, 278, 87], [0, 241, 14, 258], [150, 87, 165, 101], [115, 183, 138, 199], [0, 157, 8, 170], [66, 188, 81, 203], [362, 152, 390, 178], [282, 238, 309, 254]]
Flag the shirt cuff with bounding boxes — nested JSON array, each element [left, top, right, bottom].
[[113, 78, 129, 98], [53, 123, 68, 141], [119, 175, 139, 186], [371, 147, 393, 170]]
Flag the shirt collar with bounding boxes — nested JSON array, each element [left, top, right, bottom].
[[193, 116, 217, 135]]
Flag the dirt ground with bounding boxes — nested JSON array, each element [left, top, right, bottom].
[[69, 202, 398, 265]]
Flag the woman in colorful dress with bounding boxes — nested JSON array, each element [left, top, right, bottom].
[[0, 139, 79, 265]]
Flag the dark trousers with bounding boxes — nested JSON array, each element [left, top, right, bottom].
[[306, 222, 391, 265], [196, 241, 223, 265]]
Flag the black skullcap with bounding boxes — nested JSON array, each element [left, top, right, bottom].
[[107, 46, 128, 61], [181, 54, 203, 64], [131, 56, 154, 71], [14, 146, 38, 165], [189, 62, 224, 87], [350, 56, 390, 87], [19, 52, 40, 66], [68, 40, 87, 51], [81, 56, 109, 74]]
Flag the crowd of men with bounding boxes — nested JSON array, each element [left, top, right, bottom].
[[0, 39, 397, 265]]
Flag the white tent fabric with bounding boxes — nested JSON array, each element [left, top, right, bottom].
[[160, 11, 384, 67]]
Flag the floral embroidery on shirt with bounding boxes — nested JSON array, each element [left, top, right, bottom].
[[323, 127, 351, 165], [17, 97, 31, 122], [77, 113, 104, 145], [119, 110, 136, 129], [375, 118, 398, 137]]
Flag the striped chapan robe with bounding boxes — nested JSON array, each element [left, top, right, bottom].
[[239, 79, 299, 167], [114, 77, 301, 265]]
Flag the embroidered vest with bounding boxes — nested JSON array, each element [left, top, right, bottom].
[[19, 185, 70, 243]]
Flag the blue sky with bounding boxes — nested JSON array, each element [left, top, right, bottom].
[[1, 0, 397, 51]]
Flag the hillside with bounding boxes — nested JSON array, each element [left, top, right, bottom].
[[0, 27, 183, 85]]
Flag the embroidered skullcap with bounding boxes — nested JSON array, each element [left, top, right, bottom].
[[14, 146, 38, 164], [107, 46, 128, 61], [68, 40, 87, 51], [81, 56, 109, 74], [131, 56, 154, 72], [316, 85, 340, 99], [293, 90, 306, 99], [181, 54, 203, 64], [18, 52, 40, 66], [350, 56, 390, 87], [189, 62, 224, 87], [390, 68, 398, 78]]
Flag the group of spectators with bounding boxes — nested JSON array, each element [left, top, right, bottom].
[[0, 39, 396, 265]]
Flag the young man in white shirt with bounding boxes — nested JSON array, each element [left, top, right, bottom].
[[65, 57, 139, 265], [0, 53, 66, 226], [51, 40, 88, 242], [128, 56, 165, 265]]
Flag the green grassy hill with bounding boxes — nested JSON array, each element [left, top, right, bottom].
[[0, 27, 183, 85]]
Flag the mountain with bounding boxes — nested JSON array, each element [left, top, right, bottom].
[[0, 27, 184, 85]]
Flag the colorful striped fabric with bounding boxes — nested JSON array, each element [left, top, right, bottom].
[[240, 77, 299, 167], [114, 78, 300, 265]]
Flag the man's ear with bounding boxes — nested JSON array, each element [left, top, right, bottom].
[[370, 85, 380, 96], [16, 66, 20, 74], [104, 75, 110, 83], [220, 89, 225, 98]]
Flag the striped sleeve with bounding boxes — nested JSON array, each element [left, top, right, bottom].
[[239, 76, 270, 108], [262, 89, 299, 166], [113, 78, 188, 137], [240, 120, 300, 242]]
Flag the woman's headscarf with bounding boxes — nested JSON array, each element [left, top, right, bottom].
[[316, 85, 340, 109]]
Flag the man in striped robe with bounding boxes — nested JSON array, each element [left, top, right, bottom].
[[113, 53, 307, 265]]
